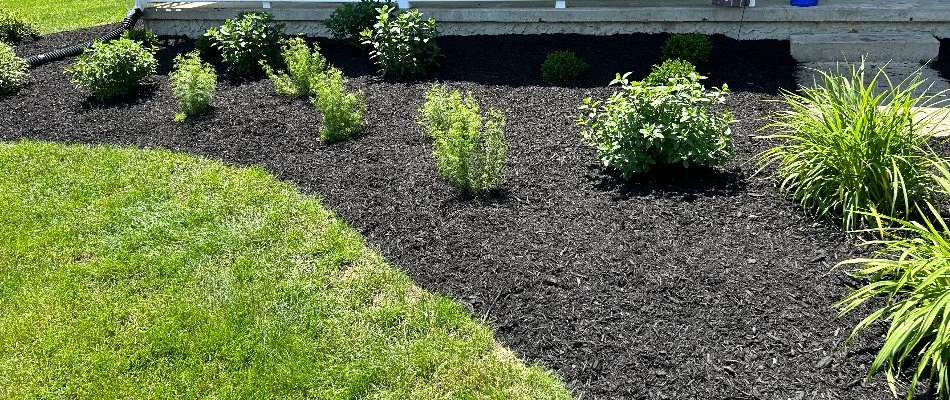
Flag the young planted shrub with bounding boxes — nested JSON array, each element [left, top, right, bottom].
[[0, 42, 28, 94], [420, 86, 507, 193], [263, 37, 326, 97], [325, 0, 393, 44], [578, 71, 732, 178], [66, 38, 157, 100], [313, 67, 365, 142], [756, 62, 944, 232], [642, 59, 696, 87], [0, 9, 38, 44], [541, 50, 588, 84], [360, 5, 439, 77], [661, 33, 711, 65], [204, 12, 284, 74], [170, 51, 217, 122], [121, 28, 159, 50]]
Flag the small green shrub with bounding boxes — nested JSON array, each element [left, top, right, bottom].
[[0, 42, 28, 94], [420, 85, 507, 193], [661, 33, 711, 65], [65, 38, 157, 100], [121, 28, 159, 50], [170, 51, 217, 122], [325, 0, 393, 44], [0, 9, 38, 44], [263, 37, 326, 97], [204, 12, 284, 74], [313, 66, 365, 142], [360, 5, 439, 77], [642, 59, 696, 87], [756, 61, 943, 232], [541, 50, 588, 84], [578, 71, 732, 178]]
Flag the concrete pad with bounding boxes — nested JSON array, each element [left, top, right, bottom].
[[790, 33, 939, 63]]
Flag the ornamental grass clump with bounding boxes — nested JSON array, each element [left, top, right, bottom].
[[204, 12, 284, 75], [0, 42, 28, 94], [170, 51, 217, 122], [578, 70, 733, 178], [312, 66, 365, 142], [756, 61, 947, 232], [360, 5, 439, 77], [836, 163, 950, 400], [66, 37, 157, 100], [419, 85, 507, 193], [263, 37, 326, 97]]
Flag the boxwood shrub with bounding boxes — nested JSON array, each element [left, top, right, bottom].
[[541, 50, 588, 84]]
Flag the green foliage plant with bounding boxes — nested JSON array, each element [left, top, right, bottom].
[[360, 5, 439, 78], [642, 59, 697, 87], [65, 37, 157, 100], [0, 9, 38, 43], [420, 85, 507, 193], [325, 0, 393, 44], [204, 12, 284, 75], [541, 50, 588, 84], [0, 41, 28, 94], [756, 61, 946, 232], [661, 33, 711, 65], [121, 28, 159, 50], [170, 51, 217, 122], [263, 37, 326, 97], [578, 70, 733, 178], [312, 66, 365, 142]]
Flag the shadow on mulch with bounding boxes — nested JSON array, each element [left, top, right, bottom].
[[588, 164, 747, 200]]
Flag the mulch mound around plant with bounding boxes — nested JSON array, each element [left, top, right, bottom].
[[3, 26, 922, 399]]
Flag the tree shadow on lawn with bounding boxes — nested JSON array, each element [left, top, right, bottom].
[[587, 163, 747, 200]]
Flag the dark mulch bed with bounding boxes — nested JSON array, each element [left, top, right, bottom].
[[3, 26, 922, 399]]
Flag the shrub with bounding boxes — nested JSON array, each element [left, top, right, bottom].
[[121, 28, 159, 50], [204, 12, 284, 74], [65, 38, 157, 100], [0, 9, 38, 44], [661, 33, 711, 65], [360, 5, 439, 77], [541, 50, 588, 84], [420, 86, 507, 193], [325, 0, 393, 44], [262, 37, 326, 97], [642, 59, 696, 87], [578, 71, 732, 178], [756, 61, 943, 232], [0, 42, 27, 94], [170, 51, 217, 122], [313, 66, 365, 142]]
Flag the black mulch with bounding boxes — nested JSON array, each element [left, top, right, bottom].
[[3, 26, 932, 400]]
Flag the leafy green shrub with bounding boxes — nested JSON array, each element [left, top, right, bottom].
[[313, 66, 365, 142], [360, 5, 439, 77], [0, 42, 28, 94], [0, 9, 38, 44], [756, 62, 943, 232], [170, 51, 217, 122], [204, 12, 284, 74], [420, 85, 507, 193], [541, 50, 588, 84], [642, 59, 696, 87], [262, 37, 326, 97], [121, 28, 159, 50], [578, 71, 732, 178], [325, 0, 393, 44], [661, 33, 711, 65], [65, 38, 157, 100]]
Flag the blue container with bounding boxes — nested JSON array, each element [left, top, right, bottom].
[[790, 0, 818, 6]]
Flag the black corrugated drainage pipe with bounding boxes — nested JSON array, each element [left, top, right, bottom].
[[24, 7, 144, 68]]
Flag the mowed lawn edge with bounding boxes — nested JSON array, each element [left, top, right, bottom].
[[0, 140, 573, 399], [0, 0, 131, 34]]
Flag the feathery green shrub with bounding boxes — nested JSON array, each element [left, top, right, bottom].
[[0, 42, 27, 94], [0, 9, 38, 44], [313, 66, 365, 142], [170, 51, 217, 122], [263, 37, 327, 97]]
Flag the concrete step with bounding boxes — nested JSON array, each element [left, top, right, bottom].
[[790, 33, 939, 63]]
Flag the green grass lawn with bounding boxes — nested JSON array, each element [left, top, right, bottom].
[[0, 0, 131, 34], [0, 140, 572, 399]]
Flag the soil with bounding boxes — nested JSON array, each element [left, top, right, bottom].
[[2, 26, 935, 400]]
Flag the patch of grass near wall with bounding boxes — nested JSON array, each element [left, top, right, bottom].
[[0, 0, 131, 34], [0, 140, 573, 399]]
